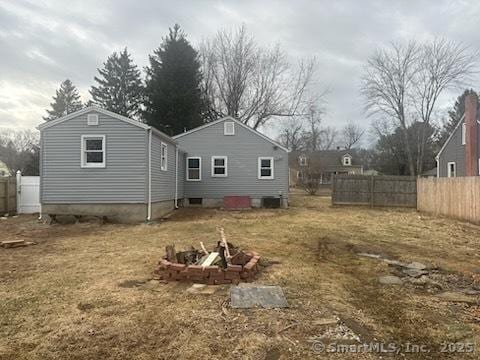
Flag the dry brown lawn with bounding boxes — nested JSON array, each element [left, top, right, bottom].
[[1, 193, 480, 359]]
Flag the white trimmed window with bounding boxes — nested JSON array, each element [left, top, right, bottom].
[[258, 157, 274, 179], [211, 156, 227, 177], [462, 123, 466, 145], [160, 142, 168, 171], [187, 157, 201, 181], [343, 155, 352, 166], [224, 121, 235, 135], [81, 135, 105, 168], [299, 155, 307, 166], [447, 162, 456, 178]]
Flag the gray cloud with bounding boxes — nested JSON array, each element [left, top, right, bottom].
[[1, 0, 480, 136]]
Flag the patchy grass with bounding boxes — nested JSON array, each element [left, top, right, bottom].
[[1, 194, 480, 359]]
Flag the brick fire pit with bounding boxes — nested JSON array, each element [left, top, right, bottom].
[[154, 251, 261, 285]]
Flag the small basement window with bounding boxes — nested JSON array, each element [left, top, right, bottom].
[[81, 135, 105, 168], [211, 156, 227, 177], [189, 198, 203, 205], [161, 142, 168, 171], [224, 121, 235, 135], [187, 157, 201, 181], [258, 157, 274, 179], [447, 162, 456, 178]]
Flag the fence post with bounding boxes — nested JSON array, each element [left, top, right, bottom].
[[16, 170, 21, 214], [331, 174, 336, 204], [370, 175, 374, 208], [5, 177, 10, 214]]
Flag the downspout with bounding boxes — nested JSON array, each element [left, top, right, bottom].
[[147, 128, 152, 221], [175, 146, 179, 209]]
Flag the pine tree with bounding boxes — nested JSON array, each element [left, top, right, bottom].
[[90, 48, 143, 118], [43, 79, 83, 121], [144, 24, 205, 135]]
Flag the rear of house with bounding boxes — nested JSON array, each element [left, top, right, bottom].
[[38, 107, 178, 222], [437, 93, 480, 177], [174, 117, 289, 208], [38, 109, 289, 222]]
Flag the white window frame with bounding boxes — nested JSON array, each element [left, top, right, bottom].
[[186, 156, 202, 181], [258, 157, 274, 180], [211, 156, 228, 177], [160, 142, 168, 171], [81, 135, 106, 168], [224, 121, 235, 135], [299, 156, 307, 166], [447, 161, 456, 178], [462, 123, 466, 145], [343, 155, 352, 166]]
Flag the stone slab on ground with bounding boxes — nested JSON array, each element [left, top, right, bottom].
[[230, 284, 288, 309], [378, 275, 403, 285], [402, 268, 429, 277]]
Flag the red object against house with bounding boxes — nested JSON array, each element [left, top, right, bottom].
[[223, 196, 251, 209]]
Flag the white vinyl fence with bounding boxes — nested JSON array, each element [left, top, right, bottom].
[[16, 171, 41, 214]]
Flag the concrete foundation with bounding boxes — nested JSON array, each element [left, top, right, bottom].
[[185, 197, 288, 209], [42, 199, 175, 223]]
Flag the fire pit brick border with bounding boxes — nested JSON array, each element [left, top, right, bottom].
[[154, 252, 261, 285]]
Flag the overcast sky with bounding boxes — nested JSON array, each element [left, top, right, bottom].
[[1, 0, 480, 139]]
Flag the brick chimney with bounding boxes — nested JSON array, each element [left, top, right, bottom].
[[465, 93, 478, 176]]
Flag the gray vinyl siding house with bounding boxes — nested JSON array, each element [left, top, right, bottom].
[[437, 116, 480, 177], [38, 108, 288, 222], [174, 117, 289, 207], [39, 107, 178, 222]]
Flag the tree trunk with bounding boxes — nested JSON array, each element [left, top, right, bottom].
[[401, 123, 416, 176]]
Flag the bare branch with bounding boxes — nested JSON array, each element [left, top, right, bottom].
[[200, 25, 322, 129]]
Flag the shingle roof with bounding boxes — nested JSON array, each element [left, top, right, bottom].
[[289, 149, 362, 170]]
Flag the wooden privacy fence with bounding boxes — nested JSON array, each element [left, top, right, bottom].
[[332, 174, 417, 208], [0, 176, 17, 215], [417, 177, 480, 224]]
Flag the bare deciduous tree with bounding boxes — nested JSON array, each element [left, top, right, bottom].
[[361, 41, 420, 175], [413, 39, 478, 174], [317, 126, 338, 150], [278, 119, 305, 151], [200, 25, 318, 129], [362, 39, 478, 175], [341, 121, 365, 149], [0, 129, 39, 175]]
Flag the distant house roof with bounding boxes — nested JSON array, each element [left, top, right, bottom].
[[289, 149, 362, 171]]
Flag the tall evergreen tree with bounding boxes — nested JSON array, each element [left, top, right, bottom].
[[43, 79, 83, 121], [90, 48, 143, 118], [144, 24, 204, 135]]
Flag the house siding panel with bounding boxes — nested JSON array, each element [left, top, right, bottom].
[[175, 119, 288, 200], [438, 120, 480, 177], [41, 111, 148, 203], [151, 134, 177, 202]]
